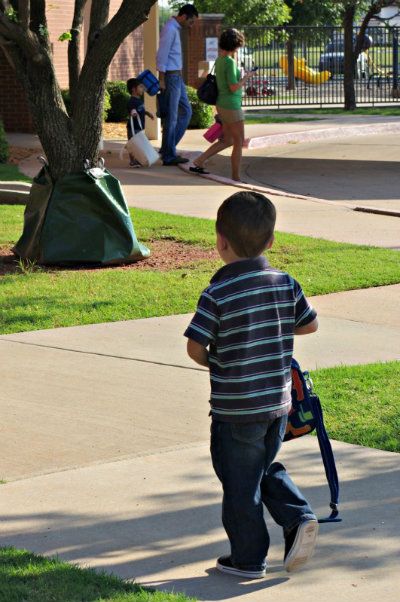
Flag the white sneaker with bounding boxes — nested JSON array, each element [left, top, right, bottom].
[[284, 519, 318, 572]]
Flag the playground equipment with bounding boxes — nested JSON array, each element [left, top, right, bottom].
[[246, 76, 275, 97], [279, 56, 331, 84]]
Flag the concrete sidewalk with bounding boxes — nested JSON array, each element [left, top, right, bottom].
[[0, 438, 399, 602], [1, 284, 399, 482], [1, 116, 400, 601], [6, 119, 400, 247], [1, 294, 400, 600]]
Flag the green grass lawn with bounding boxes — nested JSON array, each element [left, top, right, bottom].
[[0, 547, 194, 602], [0, 164, 32, 183], [312, 361, 400, 453], [1, 206, 400, 334]]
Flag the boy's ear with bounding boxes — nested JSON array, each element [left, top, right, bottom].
[[266, 234, 274, 250], [216, 231, 229, 251]]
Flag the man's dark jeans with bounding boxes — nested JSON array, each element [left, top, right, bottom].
[[160, 73, 192, 163], [211, 415, 316, 571]]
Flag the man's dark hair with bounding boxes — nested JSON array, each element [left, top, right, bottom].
[[216, 191, 276, 258], [127, 78, 141, 94], [219, 28, 245, 52], [178, 3, 199, 18]]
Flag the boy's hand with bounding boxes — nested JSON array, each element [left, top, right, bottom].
[[130, 109, 138, 117], [147, 111, 155, 120], [187, 339, 209, 367]]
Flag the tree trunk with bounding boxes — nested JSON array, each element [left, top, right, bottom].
[[286, 37, 296, 91], [0, 0, 157, 180], [343, 6, 356, 111]]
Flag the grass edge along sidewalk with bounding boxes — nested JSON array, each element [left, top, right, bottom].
[[1, 206, 400, 335], [0, 546, 195, 602]]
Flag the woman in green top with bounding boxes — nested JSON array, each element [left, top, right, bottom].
[[190, 29, 252, 182]]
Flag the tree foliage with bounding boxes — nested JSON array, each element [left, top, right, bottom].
[[285, 0, 342, 26], [169, 0, 291, 26]]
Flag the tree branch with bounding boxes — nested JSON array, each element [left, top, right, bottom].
[[355, 0, 394, 57], [68, 0, 88, 106], [18, 0, 30, 29], [30, 0, 46, 24], [88, 0, 110, 49], [81, 0, 156, 83]]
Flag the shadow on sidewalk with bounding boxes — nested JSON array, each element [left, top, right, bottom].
[[0, 441, 399, 600]]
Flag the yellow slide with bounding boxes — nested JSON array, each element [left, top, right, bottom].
[[279, 56, 331, 85]]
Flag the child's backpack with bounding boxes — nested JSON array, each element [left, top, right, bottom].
[[137, 70, 160, 96], [285, 358, 341, 524]]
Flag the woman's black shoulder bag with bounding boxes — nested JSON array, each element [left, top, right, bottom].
[[197, 65, 218, 106]]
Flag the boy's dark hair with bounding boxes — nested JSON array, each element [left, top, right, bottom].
[[216, 191, 276, 258], [127, 78, 141, 94], [219, 28, 245, 52], [178, 3, 199, 18]]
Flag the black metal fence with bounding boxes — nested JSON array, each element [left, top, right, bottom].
[[235, 26, 400, 107]]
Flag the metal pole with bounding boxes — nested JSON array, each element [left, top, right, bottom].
[[392, 28, 398, 90]]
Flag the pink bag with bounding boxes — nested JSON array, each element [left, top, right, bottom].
[[203, 121, 223, 143]]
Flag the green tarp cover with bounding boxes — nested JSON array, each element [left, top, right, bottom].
[[14, 166, 150, 265]]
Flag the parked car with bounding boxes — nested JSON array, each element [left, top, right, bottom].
[[319, 38, 369, 78]]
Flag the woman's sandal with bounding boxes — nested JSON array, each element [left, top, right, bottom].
[[189, 165, 210, 175]]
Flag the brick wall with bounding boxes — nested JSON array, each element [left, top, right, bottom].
[[108, 25, 144, 81], [183, 14, 224, 88], [46, 1, 77, 89], [0, 52, 35, 133]]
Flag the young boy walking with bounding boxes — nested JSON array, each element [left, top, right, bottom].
[[126, 77, 154, 167], [184, 191, 319, 579]]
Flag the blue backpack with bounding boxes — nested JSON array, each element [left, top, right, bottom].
[[286, 358, 341, 524]]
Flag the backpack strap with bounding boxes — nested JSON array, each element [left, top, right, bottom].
[[305, 371, 342, 523]]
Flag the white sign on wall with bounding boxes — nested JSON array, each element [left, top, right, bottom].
[[206, 37, 219, 61]]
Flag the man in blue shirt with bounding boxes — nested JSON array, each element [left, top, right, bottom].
[[156, 4, 198, 165]]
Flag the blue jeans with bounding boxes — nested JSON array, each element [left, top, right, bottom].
[[160, 74, 192, 163], [210, 415, 316, 571]]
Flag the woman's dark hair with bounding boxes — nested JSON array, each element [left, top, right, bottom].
[[127, 78, 141, 94], [219, 28, 245, 52], [178, 4, 199, 18]]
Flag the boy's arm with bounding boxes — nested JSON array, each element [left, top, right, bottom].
[[293, 277, 318, 335], [187, 338, 209, 367], [295, 317, 318, 335]]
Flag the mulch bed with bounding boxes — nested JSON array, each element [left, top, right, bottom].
[[102, 122, 127, 140], [8, 146, 39, 165], [0, 239, 219, 276]]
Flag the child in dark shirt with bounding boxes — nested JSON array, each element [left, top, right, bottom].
[[126, 78, 155, 167]]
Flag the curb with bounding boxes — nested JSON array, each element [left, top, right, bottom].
[[354, 206, 400, 218]]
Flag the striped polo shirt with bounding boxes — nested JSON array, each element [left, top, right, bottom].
[[184, 256, 317, 423]]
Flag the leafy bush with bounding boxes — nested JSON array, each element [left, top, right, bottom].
[[186, 85, 214, 129], [0, 119, 9, 163], [106, 80, 130, 122], [61, 89, 111, 122]]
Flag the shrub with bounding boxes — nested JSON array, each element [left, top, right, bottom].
[[61, 89, 111, 122], [0, 119, 9, 163], [106, 80, 130, 122], [186, 86, 214, 129]]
